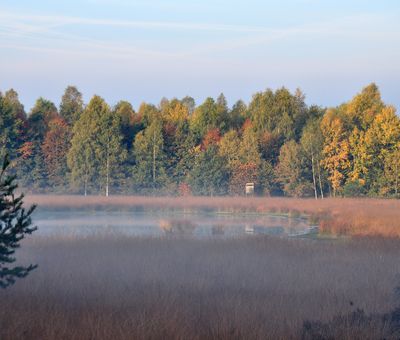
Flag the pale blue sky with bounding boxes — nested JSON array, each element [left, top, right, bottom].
[[0, 0, 399, 111]]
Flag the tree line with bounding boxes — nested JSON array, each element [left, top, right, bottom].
[[0, 83, 399, 197]]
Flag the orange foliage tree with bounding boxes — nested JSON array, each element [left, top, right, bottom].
[[229, 162, 258, 195], [202, 128, 221, 150], [321, 111, 350, 196], [42, 118, 71, 188]]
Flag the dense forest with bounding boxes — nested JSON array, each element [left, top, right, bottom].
[[0, 83, 399, 197]]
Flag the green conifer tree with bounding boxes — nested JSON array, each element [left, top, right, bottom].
[[0, 156, 37, 288]]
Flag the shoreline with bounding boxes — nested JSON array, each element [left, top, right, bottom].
[[23, 195, 400, 238]]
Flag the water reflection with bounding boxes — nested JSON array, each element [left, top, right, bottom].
[[159, 219, 197, 235], [33, 209, 315, 238]]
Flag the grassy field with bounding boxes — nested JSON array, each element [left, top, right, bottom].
[[25, 195, 400, 237], [1, 235, 400, 339]]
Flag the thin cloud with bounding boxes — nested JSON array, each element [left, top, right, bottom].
[[0, 10, 277, 33], [178, 12, 400, 57], [0, 8, 398, 69]]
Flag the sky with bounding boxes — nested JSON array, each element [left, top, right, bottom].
[[0, 0, 399, 112]]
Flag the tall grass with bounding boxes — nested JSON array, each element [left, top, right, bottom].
[[1, 235, 400, 339], [26, 195, 400, 237]]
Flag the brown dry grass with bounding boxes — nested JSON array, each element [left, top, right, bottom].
[[2, 235, 400, 339], [25, 195, 400, 237]]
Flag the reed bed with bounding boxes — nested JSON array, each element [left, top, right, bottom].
[[3, 195, 398, 338], [2, 235, 400, 339]]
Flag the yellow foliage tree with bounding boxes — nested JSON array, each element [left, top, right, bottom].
[[321, 110, 350, 196], [382, 145, 400, 196], [238, 123, 262, 165], [363, 106, 400, 192], [345, 83, 384, 130], [218, 129, 240, 170], [162, 99, 189, 124], [348, 128, 370, 186]]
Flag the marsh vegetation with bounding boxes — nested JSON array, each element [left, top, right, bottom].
[[2, 196, 400, 339], [2, 233, 400, 339]]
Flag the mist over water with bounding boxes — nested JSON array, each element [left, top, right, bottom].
[[33, 208, 313, 238]]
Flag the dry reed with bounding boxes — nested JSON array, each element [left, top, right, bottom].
[[1, 235, 400, 339]]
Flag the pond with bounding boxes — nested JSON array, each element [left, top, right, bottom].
[[32, 208, 316, 238]]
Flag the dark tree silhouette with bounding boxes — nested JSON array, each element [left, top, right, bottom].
[[0, 155, 37, 288]]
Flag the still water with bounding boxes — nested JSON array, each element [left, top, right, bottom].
[[33, 209, 316, 238]]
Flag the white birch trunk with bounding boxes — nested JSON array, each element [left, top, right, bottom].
[[316, 159, 324, 199], [152, 130, 156, 186], [106, 153, 109, 197], [311, 152, 318, 200]]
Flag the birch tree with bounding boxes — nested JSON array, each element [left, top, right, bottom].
[[68, 95, 126, 196], [67, 101, 97, 195], [132, 119, 167, 192], [301, 119, 324, 199], [96, 106, 126, 196]]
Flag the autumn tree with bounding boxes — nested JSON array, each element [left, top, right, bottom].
[[190, 97, 218, 140], [68, 95, 126, 195], [14, 97, 59, 189], [27, 98, 58, 143], [215, 93, 231, 132], [382, 146, 400, 196], [98, 107, 127, 196], [258, 160, 276, 196], [202, 128, 221, 150], [68, 100, 97, 195], [42, 118, 71, 189], [229, 100, 246, 130], [301, 119, 325, 199], [238, 123, 262, 165], [190, 96, 230, 139], [139, 102, 160, 127], [15, 142, 35, 188], [3, 89, 26, 124], [259, 131, 282, 165], [248, 87, 308, 141], [162, 99, 189, 124], [219, 123, 265, 195], [321, 110, 350, 196], [132, 119, 168, 192], [113, 101, 137, 151], [344, 83, 384, 130], [172, 127, 197, 185], [2, 84, 399, 198], [229, 162, 258, 195], [59, 86, 84, 125], [248, 89, 276, 132], [218, 130, 240, 170], [363, 106, 400, 194], [3, 90, 26, 154], [0, 94, 22, 161], [181, 96, 196, 115], [347, 127, 370, 188], [276, 140, 312, 197], [189, 145, 228, 196]]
